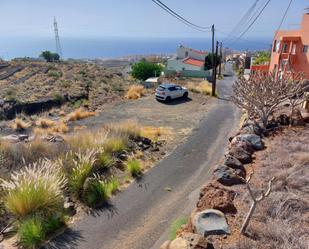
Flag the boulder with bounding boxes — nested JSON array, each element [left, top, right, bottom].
[[229, 139, 254, 154], [231, 134, 264, 151], [214, 165, 245, 186], [182, 233, 214, 249], [290, 109, 305, 126], [169, 238, 188, 249], [1, 134, 29, 143], [223, 155, 244, 170], [239, 123, 263, 136], [228, 146, 252, 164], [197, 182, 237, 214], [193, 209, 230, 236]]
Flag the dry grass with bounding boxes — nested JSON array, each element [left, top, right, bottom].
[[230, 128, 309, 249], [187, 81, 216, 96], [125, 85, 145, 100], [67, 108, 96, 121], [106, 120, 141, 138], [10, 118, 30, 131], [141, 126, 171, 141], [34, 121, 69, 135], [35, 118, 56, 128]]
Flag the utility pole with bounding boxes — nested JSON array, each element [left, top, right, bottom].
[[211, 24, 216, 97], [218, 42, 223, 77]]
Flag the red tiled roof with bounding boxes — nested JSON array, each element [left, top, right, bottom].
[[183, 58, 204, 67], [190, 48, 208, 55]]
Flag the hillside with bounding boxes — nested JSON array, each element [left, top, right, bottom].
[[0, 60, 135, 119]]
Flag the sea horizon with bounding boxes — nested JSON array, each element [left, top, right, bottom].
[[0, 36, 272, 60]]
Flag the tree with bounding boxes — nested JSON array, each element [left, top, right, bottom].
[[253, 51, 271, 65], [40, 51, 60, 62], [232, 72, 306, 128], [240, 173, 275, 235], [131, 61, 163, 81], [204, 53, 221, 70]]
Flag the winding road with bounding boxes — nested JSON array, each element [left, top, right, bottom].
[[46, 66, 239, 249]]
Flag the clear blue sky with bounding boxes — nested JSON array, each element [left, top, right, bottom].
[[0, 0, 307, 39]]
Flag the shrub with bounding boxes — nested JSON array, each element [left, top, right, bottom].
[[11, 118, 30, 131], [67, 108, 96, 121], [82, 177, 109, 207], [103, 137, 128, 154], [97, 152, 114, 169], [169, 217, 187, 240], [69, 150, 97, 197], [1, 160, 67, 218], [35, 118, 56, 128], [126, 159, 142, 177], [131, 61, 163, 81], [125, 85, 145, 100], [18, 215, 45, 249], [107, 178, 120, 195]]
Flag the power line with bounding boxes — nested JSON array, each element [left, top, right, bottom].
[[228, 0, 271, 47], [151, 0, 211, 32], [223, 0, 261, 43], [276, 0, 293, 32]]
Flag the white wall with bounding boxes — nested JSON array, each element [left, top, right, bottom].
[[167, 59, 203, 72], [176, 46, 206, 61]]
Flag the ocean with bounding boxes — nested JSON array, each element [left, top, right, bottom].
[[0, 37, 271, 60]]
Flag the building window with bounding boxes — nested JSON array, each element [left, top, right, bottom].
[[282, 43, 288, 53], [275, 40, 280, 52], [303, 45, 308, 53], [292, 44, 296, 54], [185, 51, 189, 57], [273, 40, 277, 52]]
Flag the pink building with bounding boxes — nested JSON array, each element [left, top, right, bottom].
[[269, 9, 309, 79]]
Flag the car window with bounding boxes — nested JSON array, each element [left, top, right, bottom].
[[168, 86, 176, 91], [158, 86, 165, 91], [175, 86, 182, 90]]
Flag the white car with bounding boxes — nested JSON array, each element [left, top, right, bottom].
[[155, 83, 188, 102]]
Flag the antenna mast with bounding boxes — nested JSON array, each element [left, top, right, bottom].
[[53, 17, 63, 58]]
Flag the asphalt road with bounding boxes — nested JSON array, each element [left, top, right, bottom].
[[46, 70, 239, 249]]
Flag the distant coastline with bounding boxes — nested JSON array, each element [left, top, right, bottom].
[[0, 36, 272, 60]]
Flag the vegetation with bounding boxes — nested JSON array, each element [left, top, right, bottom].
[[187, 81, 216, 96], [204, 53, 221, 70], [131, 61, 163, 81], [169, 217, 187, 240], [253, 51, 271, 65], [103, 137, 128, 154], [125, 85, 145, 100], [67, 108, 96, 121], [126, 159, 142, 177], [1, 160, 66, 218], [40, 51, 60, 62], [107, 178, 120, 195], [11, 118, 30, 131], [82, 177, 109, 207]]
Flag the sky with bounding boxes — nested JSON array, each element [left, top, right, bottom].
[[0, 0, 307, 40]]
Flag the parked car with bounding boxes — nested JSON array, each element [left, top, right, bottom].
[[155, 83, 188, 102]]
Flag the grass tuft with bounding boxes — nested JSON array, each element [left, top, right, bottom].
[[107, 178, 120, 195], [106, 120, 141, 138], [18, 215, 45, 249], [67, 108, 96, 121], [11, 118, 30, 131], [169, 217, 187, 240], [35, 118, 56, 128], [103, 137, 128, 154], [82, 177, 110, 207], [126, 159, 142, 177], [68, 150, 97, 197], [97, 151, 114, 169], [125, 85, 145, 100], [1, 159, 67, 218]]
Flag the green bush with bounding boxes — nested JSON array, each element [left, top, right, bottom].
[[107, 178, 119, 195], [103, 137, 128, 154], [1, 160, 67, 218], [126, 159, 142, 177], [131, 61, 163, 81], [18, 216, 45, 249], [169, 217, 187, 240], [82, 177, 109, 207], [98, 152, 114, 168]]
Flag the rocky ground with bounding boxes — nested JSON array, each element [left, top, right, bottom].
[[161, 108, 309, 249]]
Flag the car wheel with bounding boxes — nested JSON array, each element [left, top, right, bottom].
[[165, 96, 171, 102], [183, 92, 188, 98]]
